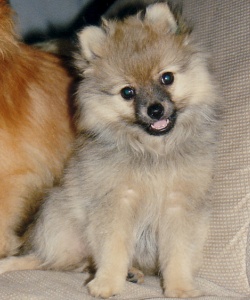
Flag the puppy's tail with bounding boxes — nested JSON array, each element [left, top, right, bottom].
[[0, 254, 41, 274]]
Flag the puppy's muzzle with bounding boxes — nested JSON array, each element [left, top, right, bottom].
[[143, 103, 176, 136]]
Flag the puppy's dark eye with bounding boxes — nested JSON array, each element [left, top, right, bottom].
[[120, 87, 136, 100], [161, 72, 174, 85]]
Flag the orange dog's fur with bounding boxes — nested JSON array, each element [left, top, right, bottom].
[[0, 1, 74, 257]]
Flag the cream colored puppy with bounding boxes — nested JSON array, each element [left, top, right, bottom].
[[0, 2, 219, 298]]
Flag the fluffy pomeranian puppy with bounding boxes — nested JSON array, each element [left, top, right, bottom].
[[0, 2, 74, 257], [0, 1, 219, 298]]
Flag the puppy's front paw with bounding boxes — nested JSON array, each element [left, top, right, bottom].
[[127, 267, 144, 284], [164, 288, 202, 298], [87, 276, 124, 298]]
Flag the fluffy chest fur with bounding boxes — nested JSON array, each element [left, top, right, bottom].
[[66, 135, 212, 275]]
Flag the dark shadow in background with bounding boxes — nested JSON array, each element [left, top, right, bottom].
[[24, 0, 116, 44]]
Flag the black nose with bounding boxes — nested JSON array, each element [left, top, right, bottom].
[[147, 103, 164, 120]]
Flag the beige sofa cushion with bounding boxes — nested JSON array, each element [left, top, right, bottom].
[[179, 1, 250, 295]]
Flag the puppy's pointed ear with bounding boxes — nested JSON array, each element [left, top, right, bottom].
[[145, 3, 177, 33], [78, 26, 106, 61]]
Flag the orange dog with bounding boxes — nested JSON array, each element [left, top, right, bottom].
[[0, 1, 74, 257]]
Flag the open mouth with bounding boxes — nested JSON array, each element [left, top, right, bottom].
[[145, 111, 177, 136]]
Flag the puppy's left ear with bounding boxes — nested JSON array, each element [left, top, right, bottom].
[[145, 3, 177, 33], [78, 26, 106, 61]]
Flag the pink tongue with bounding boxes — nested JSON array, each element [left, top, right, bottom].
[[151, 119, 169, 130]]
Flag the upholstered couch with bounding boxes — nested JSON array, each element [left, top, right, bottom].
[[0, 1, 249, 299]]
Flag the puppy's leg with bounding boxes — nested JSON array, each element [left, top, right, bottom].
[[30, 213, 87, 270], [87, 232, 130, 298], [0, 180, 25, 257], [0, 223, 20, 258], [0, 172, 47, 258], [87, 189, 137, 298], [159, 192, 208, 298]]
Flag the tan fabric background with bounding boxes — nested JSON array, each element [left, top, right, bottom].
[[181, 0, 250, 296], [0, 1, 249, 299]]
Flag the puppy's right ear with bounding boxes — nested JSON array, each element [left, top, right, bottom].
[[145, 3, 177, 33], [78, 26, 106, 61]]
